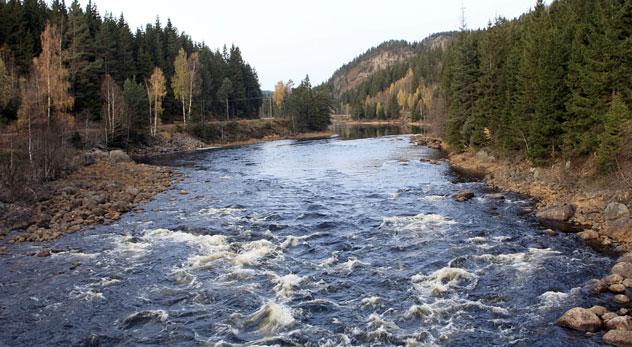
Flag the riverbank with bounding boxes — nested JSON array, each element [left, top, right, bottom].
[[129, 119, 335, 157], [0, 151, 177, 245], [446, 149, 631, 248], [421, 135, 632, 345]]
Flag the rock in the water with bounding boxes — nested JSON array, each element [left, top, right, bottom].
[[36, 249, 51, 257], [611, 284, 627, 294], [619, 308, 630, 316], [623, 279, 632, 288], [606, 203, 631, 221], [454, 190, 475, 202], [591, 306, 609, 317], [578, 230, 600, 241], [556, 307, 602, 332], [594, 279, 610, 294], [536, 204, 576, 223], [614, 294, 631, 305], [620, 253, 632, 264], [485, 193, 505, 200], [108, 150, 132, 164], [603, 330, 632, 347], [613, 263, 632, 280], [546, 229, 557, 236], [606, 316, 632, 331]]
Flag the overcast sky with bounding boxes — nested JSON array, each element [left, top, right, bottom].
[[78, 0, 544, 90]]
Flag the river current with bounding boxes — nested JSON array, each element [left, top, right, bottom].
[[0, 131, 614, 346]]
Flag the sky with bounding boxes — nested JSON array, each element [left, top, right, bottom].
[[78, 0, 545, 90]]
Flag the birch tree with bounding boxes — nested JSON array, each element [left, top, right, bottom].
[[172, 48, 200, 124], [147, 67, 166, 137], [101, 74, 126, 145]]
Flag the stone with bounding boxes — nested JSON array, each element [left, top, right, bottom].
[[536, 204, 576, 223], [614, 294, 631, 305], [476, 150, 496, 163], [619, 308, 630, 316], [607, 274, 625, 285], [603, 330, 632, 347], [606, 203, 631, 221], [454, 190, 475, 202], [593, 279, 610, 294], [613, 263, 632, 279], [556, 307, 602, 332], [611, 284, 627, 293], [578, 230, 600, 241], [35, 249, 51, 257], [486, 193, 505, 200], [591, 306, 609, 317], [606, 316, 632, 331], [545, 229, 557, 236], [623, 279, 632, 288], [604, 312, 619, 322], [607, 218, 632, 242], [108, 150, 132, 164]]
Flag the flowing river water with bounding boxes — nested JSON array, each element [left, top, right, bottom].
[[0, 127, 615, 346]]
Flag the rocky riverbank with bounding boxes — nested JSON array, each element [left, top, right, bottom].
[[0, 150, 177, 244], [411, 135, 632, 346]]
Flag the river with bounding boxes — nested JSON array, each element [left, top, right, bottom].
[[0, 125, 614, 346]]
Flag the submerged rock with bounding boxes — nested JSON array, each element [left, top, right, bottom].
[[603, 330, 632, 347], [454, 190, 475, 202], [556, 307, 602, 332], [536, 204, 576, 223]]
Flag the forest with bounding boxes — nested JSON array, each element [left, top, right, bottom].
[[0, 0, 332, 199], [335, 0, 632, 172]]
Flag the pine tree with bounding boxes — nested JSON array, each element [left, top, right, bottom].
[[597, 93, 631, 172]]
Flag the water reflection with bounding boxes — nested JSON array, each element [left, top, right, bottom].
[[332, 122, 427, 140]]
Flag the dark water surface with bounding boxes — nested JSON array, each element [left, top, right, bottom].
[[0, 131, 614, 346]]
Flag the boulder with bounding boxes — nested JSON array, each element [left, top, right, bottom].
[[536, 204, 576, 223], [614, 295, 631, 305], [606, 203, 631, 221], [592, 279, 609, 294], [620, 253, 632, 264], [613, 263, 632, 280], [108, 150, 132, 164], [486, 193, 505, 200], [603, 330, 632, 347], [608, 274, 625, 285], [578, 230, 600, 241], [590, 306, 609, 317], [476, 150, 496, 163], [606, 316, 632, 331], [611, 284, 627, 294], [556, 307, 602, 332], [454, 190, 475, 202], [604, 312, 619, 322], [623, 279, 632, 289], [607, 218, 632, 242]]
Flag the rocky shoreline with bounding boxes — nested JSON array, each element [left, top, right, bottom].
[[411, 135, 632, 346], [0, 150, 178, 245]]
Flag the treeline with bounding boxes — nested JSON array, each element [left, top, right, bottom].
[[0, 0, 264, 198], [444, 0, 632, 170], [0, 0, 262, 128], [272, 76, 333, 133]]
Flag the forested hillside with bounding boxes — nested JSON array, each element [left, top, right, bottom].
[[326, 33, 453, 128], [332, 0, 632, 172], [0, 0, 262, 126]]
